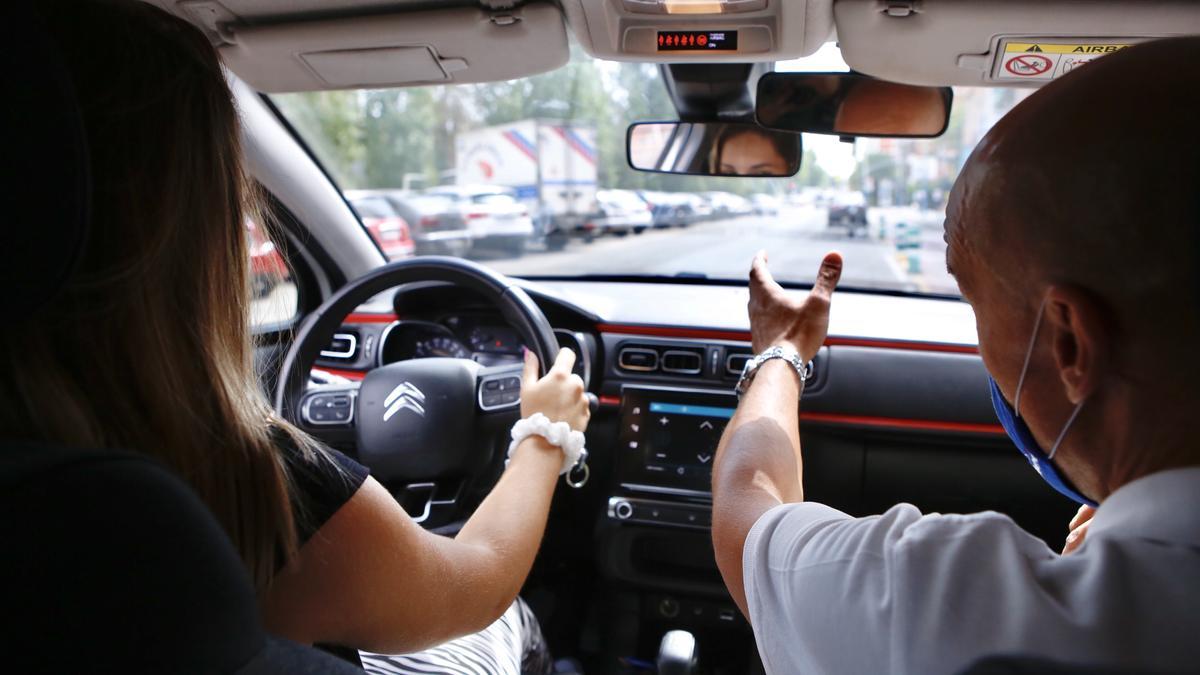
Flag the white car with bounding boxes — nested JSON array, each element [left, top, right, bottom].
[[424, 185, 533, 256], [588, 189, 654, 236], [750, 193, 781, 216], [702, 191, 755, 218]]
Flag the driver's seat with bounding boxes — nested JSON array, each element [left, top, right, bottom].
[[0, 6, 358, 672], [0, 441, 362, 674]]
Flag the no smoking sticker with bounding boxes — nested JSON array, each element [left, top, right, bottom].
[[994, 39, 1139, 82], [1004, 53, 1053, 77]]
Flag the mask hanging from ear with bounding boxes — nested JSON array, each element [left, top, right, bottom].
[[988, 298, 1098, 507]]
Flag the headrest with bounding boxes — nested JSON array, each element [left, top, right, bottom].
[[0, 5, 90, 322]]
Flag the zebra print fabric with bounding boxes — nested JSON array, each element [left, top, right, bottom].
[[359, 598, 553, 675]]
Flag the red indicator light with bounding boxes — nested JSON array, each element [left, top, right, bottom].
[[655, 30, 736, 51]]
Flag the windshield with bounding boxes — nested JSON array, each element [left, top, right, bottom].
[[272, 45, 1027, 296]]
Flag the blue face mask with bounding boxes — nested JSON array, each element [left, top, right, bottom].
[[988, 299, 1098, 507]]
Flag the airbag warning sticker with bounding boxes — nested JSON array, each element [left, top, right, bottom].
[[994, 40, 1140, 82]]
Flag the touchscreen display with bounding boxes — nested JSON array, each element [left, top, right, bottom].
[[618, 388, 738, 493]]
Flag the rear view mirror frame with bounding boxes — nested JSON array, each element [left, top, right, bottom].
[[625, 121, 802, 177], [756, 72, 953, 139]]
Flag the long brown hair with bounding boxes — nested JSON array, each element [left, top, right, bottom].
[[0, 0, 304, 592]]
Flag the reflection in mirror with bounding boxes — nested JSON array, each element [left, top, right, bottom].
[[756, 73, 952, 138], [627, 122, 801, 176]]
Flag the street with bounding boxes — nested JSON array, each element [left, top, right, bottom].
[[250, 205, 957, 327], [487, 205, 956, 295]]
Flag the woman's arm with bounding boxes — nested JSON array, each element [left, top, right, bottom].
[[263, 348, 589, 653]]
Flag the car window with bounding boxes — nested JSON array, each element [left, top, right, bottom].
[[473, 193, 517, 206], [271, 45, 1029, 296], [351, 197, 392, 219], [245, 220, 298, 327]]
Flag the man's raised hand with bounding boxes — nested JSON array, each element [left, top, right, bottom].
[[747, 250, 843, 360]]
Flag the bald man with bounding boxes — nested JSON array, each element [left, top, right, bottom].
[[712, 37, 1200, 674]]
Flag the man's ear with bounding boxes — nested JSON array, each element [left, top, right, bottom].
[[1043, 285, 1114, 404]]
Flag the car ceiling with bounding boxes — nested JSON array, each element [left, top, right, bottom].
[[141, 0, 1200, 92]]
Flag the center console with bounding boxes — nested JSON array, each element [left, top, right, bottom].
[[599, 385, 750, 668], [603, 385, 736, 579], [615, 386, 736, 494], [608, 387, 736, 530]]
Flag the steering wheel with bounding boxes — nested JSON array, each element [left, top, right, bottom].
[[274, 257, 562, 524]]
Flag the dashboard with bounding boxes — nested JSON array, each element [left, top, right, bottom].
[[304, 279, 1078, 670]]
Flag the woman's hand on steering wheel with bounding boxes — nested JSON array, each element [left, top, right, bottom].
[[520, 348, 590, 432]]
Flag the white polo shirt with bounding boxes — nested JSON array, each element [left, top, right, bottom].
[[742, 467, 1200, 674]]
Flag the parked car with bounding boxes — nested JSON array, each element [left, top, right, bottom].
[[370, 191, 472, 257], [637, 190, 694, 228], [680, 192, 714, 222], [750, 193, 781, 216], [245, 219, 288, 298], [425, 185, 534, 256], [827, 190, 869, 237], [702, 191, 755, 218], [345, 193, 417, 260], [587, 189, 654, 236]]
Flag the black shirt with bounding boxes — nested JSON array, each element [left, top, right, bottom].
[[277, 433, 370, 546]]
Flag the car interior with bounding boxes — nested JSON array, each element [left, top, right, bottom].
[[6, 1, 1199, 673]]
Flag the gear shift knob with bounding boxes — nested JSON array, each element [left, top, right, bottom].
[[657, 629, 697, 675]]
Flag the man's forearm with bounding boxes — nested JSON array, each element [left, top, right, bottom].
[[715, 359, 805, 501], [712, 359, 806, 615]]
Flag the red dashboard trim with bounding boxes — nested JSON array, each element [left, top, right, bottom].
[[799, 411, 1004, 435], [596, 322, 978, 355], [313, 367, 366, 381], [322, 320, 989, 433], [345, 312, 398, 324], [598, 396, 1001, 435]]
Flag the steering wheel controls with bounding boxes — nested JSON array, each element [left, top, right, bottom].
[[302, 392, 355, 425], [479, 375, 521, 410]]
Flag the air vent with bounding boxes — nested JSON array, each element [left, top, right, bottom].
[[320, 332, 359, 360], [661, 349, 703, 375], [725, 351, 752, 377], [618, 343, 706, 376], [618, 347, 658, 372]]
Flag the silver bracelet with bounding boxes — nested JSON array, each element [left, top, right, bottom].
[[735, 346, 813, 398]]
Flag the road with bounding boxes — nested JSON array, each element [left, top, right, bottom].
[[250, 205, 957, 326], [487, 205, 957, 295]]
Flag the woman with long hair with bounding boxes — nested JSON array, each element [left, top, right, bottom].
[[3, 2, 589, 672]]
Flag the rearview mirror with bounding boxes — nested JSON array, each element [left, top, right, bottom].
[[756, 73, 952, 138], [627, 122, 801, 177]]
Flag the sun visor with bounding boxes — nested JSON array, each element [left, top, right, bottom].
[[834, 0, 1200, 87], [219, 4, 569, 92]]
